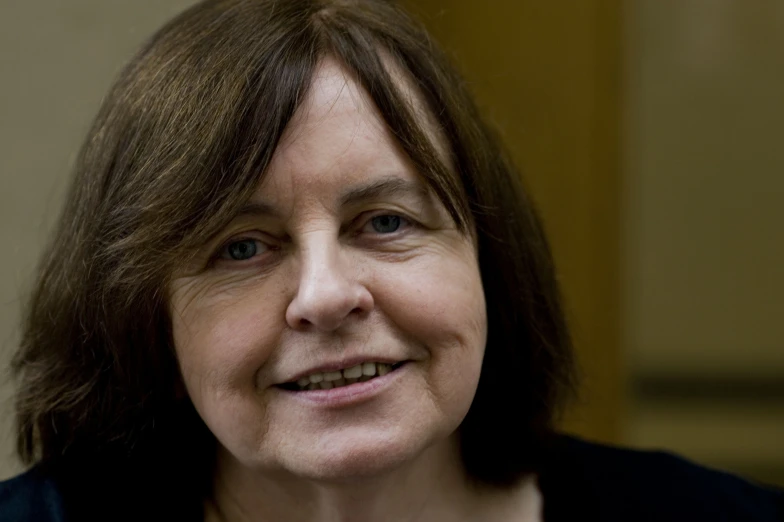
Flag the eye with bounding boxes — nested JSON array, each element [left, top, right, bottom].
[[219, 238, 267, 261], [367, 215, 404, 234]]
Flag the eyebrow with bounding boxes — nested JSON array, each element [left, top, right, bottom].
[[232, 176, 429, 220], [338, 176, 429, 208], [232, 200, 280, 220]]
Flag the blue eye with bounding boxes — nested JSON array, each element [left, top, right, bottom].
[[369, 215, 402, 233], [222, 239, 262, 261]]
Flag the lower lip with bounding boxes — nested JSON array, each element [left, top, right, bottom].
[[279, 363, 408, 407]]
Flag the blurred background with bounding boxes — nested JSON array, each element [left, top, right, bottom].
[[1, 0, 782, 485]]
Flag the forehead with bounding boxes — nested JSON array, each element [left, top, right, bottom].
[[275, 57, 391, 167], [269, 55, 450, 180], [258, 60, 401, 204], [289, 56, 381, 134], [293, 54, 440, 134]]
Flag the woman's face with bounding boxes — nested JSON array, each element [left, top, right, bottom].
[[170, 58, 487, 480]]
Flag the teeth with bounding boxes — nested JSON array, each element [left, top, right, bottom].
[[294, 362, 400, 391], [323, 371, 343, 382], [343, 365, 363, 379]]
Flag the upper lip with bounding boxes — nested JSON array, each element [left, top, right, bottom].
[[281, 356, 405, 384]]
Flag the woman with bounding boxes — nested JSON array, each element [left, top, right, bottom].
[[1, 0, 781, 521]]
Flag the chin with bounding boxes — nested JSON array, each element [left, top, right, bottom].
[[282, 430, 439, 482]]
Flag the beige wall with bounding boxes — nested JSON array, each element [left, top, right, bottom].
[[623, 0, 784, 485], [625, 0, 784, 375], [1, 0, 625, 479], [2, 0, 782, 487], [0, 0, 198, 480]]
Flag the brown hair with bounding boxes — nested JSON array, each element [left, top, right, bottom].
[[12, 0, 575, 514]]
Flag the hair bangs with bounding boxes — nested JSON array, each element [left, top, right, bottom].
[[313, 7, 472, 233]]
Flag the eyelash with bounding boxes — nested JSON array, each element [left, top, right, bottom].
[[215, 236, 273, 264], [356, 212, 413, 237], [213, 212, 416, 266]]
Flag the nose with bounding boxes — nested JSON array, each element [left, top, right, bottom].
[[285, 240, 374, 332]]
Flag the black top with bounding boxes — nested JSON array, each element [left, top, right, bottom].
[[1, 436, 782, 521], [539, 436, 783, 521]]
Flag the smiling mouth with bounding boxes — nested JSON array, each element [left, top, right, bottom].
[[279, 361, 406, 391]]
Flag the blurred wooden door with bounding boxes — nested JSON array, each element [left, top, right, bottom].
[[403, 0, 624, 443]]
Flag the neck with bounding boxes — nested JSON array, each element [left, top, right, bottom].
[[206, 436, 539, 522]]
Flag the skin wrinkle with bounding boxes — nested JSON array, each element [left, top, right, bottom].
[[12, 7, 571, 520], [279, 66, 353, 166], [177, 54, 455, 282], [166, 56, 519, 522]]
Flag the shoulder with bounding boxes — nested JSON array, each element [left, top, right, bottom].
[[0, 467, 68, 522], [540, 434, 784, 522]]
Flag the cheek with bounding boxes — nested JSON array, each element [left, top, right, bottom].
[[170, 281, 284, 404], [375, 247, 487, 391], [389, 250, 486, 346]]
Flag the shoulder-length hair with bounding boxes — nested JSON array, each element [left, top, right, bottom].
[[13, 0, 574, 514]]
